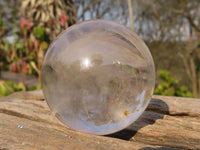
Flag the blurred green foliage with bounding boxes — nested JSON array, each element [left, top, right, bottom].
[[0, 1, 197, 98], [0, 18, 3, 28], [0, 0, 76, 94], [0, 80, 25, 98], [154, 70, 194, 97], [33, 27, 45, 41]]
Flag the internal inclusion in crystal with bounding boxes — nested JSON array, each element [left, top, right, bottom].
[[41, 20, 155, 135]]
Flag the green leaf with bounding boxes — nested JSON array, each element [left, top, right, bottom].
[[0, 17, 3, 28], [33, 26, 45, 41], [29, 86, 37, 91], [15, 42, 23, 49], [4, 42, 10, 51], [0, 83, 6, 97], [16, 82, 26, 91], [0, 82, 12, 97]]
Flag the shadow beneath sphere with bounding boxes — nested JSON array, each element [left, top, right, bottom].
[[105, 98, 169, 141]]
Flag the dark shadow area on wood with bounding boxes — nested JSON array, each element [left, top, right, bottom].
[[105, 98, 169, 141], [139, 147, 180, 150]]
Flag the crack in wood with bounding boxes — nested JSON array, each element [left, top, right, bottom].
[[0, 109, 54, 125]]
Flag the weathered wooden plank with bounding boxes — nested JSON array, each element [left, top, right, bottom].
[[110, 96, 200, 149], [0, 90, 200, 150], [148, 95, 200, 117], [1, 113, 159, 150]]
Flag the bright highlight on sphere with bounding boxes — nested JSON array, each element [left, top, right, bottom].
[[81, 58, 91, 69], [41, 20, 155, 135]]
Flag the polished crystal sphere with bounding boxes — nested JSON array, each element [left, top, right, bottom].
[[41, 20, 155, 135]]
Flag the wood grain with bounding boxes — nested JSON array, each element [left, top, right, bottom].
[[0, 90, 199, 150]]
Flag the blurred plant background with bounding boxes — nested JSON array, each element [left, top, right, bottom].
[[0, 0, 200, 98]]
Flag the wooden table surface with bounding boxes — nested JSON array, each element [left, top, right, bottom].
[[0, 90, 200, 150]]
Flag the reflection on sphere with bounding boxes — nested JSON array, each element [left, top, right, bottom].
[[41, 20, 155, 135]]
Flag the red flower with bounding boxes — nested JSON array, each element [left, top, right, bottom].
[[20, 19, 25, 29], [60, 18, 65, 26], [12, 63, 17, 72], [23, 63, 28, 74], [63, 15, 68, 21], [20, 19, 31, 30], [27, 22, 31, 30], [60, 14, 68, 26]]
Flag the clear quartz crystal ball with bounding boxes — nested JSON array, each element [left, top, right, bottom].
[[41, 20, 155, 135]]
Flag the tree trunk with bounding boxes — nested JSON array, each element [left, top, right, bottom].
[[127, 0, 134, 31], [190, 55, 197, 97]]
